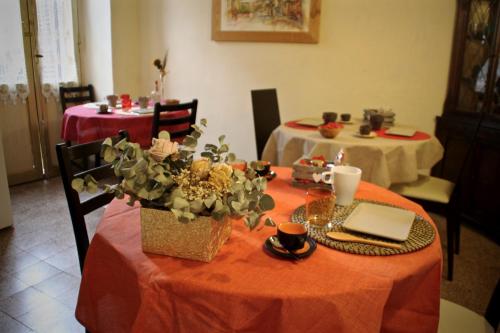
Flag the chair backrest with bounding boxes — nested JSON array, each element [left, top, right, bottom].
[[151, 99, 198, 140], [56, 130, 128, 272], [59, 84, 96, 112], [251, 89, 281, 160]]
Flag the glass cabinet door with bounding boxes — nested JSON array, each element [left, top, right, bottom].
[[456, 0, 499, 113]]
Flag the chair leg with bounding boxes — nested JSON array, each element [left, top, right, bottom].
[[454, 219, 460, 255], [445, 208, 456, 281]]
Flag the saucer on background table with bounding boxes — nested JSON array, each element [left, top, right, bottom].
[[96, 110, 113, 115], [338, 120, 354, 125], [264, 236, 316, 260], [353, 132, 377, 139]]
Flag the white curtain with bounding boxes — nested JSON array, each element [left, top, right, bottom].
[[0, 0, 78, 104], [0, 0, 29, 104], [36, 0, 78, 100]]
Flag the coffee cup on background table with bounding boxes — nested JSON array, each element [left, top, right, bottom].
[[340, 113, 351, 122], [369, 114, 384, 131], [107, 95, 118, 107], [322, 112, 338, 124], [138, 96, 149, 109], [359, 124, 372, 135], [321, 166, 362, 206]]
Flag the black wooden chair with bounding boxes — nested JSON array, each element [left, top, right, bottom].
[[59, 84, 96, 112], [390, 115, 486, 281], [251, 89, 281, 160], [56, 130, 128, 273], [151, 99, 198, 140]]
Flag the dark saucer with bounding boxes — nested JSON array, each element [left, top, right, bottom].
[[96, 110, 113, 115], [265, 170, 277, 181], [263, 236, 316, 260]]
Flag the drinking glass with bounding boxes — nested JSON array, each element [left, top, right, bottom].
[[306, 187, 335, 228]]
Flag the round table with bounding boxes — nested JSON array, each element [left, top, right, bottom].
[[262, 121, 444, 188], [61, 104, 189, 147], [75, 167, 441, 333]]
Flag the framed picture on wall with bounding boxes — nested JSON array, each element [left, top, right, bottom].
[[212, 0, 321, 44]]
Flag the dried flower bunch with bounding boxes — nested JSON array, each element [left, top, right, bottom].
[[72, 119, 276, 230], [153, 51, 168, 77]]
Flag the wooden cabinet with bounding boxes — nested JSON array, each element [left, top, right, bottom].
[[437, 0, 500, 241]]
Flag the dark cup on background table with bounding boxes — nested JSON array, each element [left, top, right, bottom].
[[322, 112, 338, 124], [359, 124, 372, 135], [252, 160, 271, 177], [341, 113, 351, 122], [277, 222, 308, 252], [98, 104, 109, 114], [107, 95, 118, 107], [369, 114, 384, 131]]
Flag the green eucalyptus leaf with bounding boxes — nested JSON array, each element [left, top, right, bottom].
[[226, 153, 236, 162], [264, 217, 276, 227], [103, 146, 116, 163], [218, 144, 229, 153], [200, 118, 207, 127], [213, 199, 224, 213], [218, 135, 225, 144], [158, 131, 170, 140], [71, 178, 84, 192], [183, 135, 197, 147], [259, 194, 275, 211], [102, 137, 113, 147], [173, 197, 189, 209], [231, 201, 242, 211], [204, 194, 216, 209], [190, 199, 204, 213]]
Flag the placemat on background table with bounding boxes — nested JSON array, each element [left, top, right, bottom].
[[291, 199, 435, 256], [376, 129, 431, 141]]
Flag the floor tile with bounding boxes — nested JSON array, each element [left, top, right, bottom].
[[25, 239, 72, 261], [44, 247, 79, 271], [32, 272, 80, 299], [15, 299, 73, 332], [12, 262, 61, 286], [0, 277, 29, 300], [0, 252, 41, 275], [55, 287, 80, 309], [63, 264, 82, 278], [0, 311, 33, 332], [43, 314, 85, 333], [0, 287, 54, 318]]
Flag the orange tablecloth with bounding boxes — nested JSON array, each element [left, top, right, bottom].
[[76, 167, 441, 333], [61, 105, 190, 147]]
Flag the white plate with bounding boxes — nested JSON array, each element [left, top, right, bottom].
[[342, 203, 415, 241], [353, 132, 377, 139], [131, 107, 154, 114], [385, 127, 416, 137], [296, 118, 324, 127]]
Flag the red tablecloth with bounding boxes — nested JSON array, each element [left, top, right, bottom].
[[61, 105, 190, 147], [76, 167, 441, 333]]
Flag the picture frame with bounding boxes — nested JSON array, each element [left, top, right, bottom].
[[212, 0, 321, 44]]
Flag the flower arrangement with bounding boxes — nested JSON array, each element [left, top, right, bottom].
[[71, 119, 276, 230]]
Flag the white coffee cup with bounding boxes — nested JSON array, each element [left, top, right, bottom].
[[321, 166, 362, 206]]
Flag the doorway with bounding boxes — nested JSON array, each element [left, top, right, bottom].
[[0, 0, 78, 185]]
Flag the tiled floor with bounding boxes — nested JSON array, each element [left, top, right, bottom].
[[1, 177, 499, 332], [0, 178, 102, 332]]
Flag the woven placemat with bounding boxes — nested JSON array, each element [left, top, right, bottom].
[[290, 199, 435, 256]]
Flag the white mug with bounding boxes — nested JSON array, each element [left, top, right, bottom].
[[321, 166, 362, 206]]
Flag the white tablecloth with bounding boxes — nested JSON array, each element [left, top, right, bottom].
[[261, 122, 444, 188]]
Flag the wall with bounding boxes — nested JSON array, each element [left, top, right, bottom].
[[137, 0, 456, 161], [77, 0, 113, 100], [111, 0, 141, 98]]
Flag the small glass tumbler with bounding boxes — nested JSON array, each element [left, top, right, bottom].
[[306, 186, 336, 228]]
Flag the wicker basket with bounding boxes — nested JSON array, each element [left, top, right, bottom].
[[319, 127, 342, 138], [140, 207, 232, 262]]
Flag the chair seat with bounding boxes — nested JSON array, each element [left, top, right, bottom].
[[390, 175, 455, 204], [439, 299, 494, 333]]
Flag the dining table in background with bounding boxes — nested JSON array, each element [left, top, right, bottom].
[[61, 104, 190, 147], [75, 167, 441, 333], [262, 120, 444, 188]]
